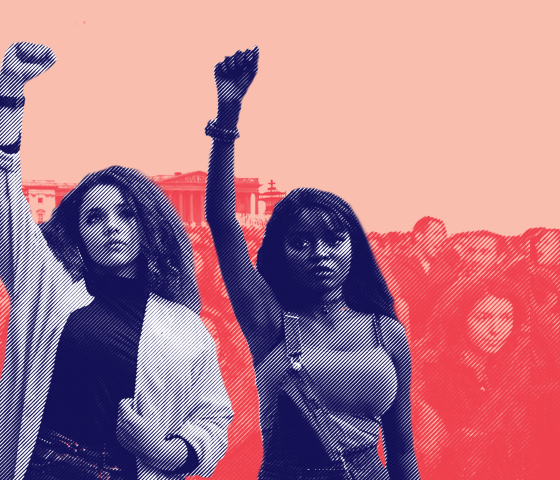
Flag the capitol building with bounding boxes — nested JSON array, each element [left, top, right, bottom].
[[23, 171, 286, 226]]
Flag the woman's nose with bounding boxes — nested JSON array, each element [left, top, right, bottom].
[[105, 214, 121, 233], [487, 322, 501, 337], [312, 240, 330, 258]]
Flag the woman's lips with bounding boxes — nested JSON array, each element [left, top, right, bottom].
[[311, 266, 335, 277], [106, 240, 127, 249]]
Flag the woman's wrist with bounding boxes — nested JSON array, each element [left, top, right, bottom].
[[0, 73, 25, 97], [215, 99, 242, 130]]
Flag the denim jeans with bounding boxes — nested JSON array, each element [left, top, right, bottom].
[[23, 430, 132, 480], [258, 447, 390, 480]]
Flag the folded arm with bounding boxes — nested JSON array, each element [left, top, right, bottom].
[[118, 323, 233, 478], [175, 340, 233, 477]]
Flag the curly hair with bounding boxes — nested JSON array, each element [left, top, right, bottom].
[[256, 188, 396, 318], [40, 166, 200, 313]]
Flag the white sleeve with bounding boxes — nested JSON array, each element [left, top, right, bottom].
[[175, 338, 233, 477], [0, 149, 74, 302], [133, 304, 233, 480]]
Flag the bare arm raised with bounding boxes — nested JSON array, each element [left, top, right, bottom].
[[0, 42, 68, 297], [0, 43, 55, 144], [205, 48, 283, 366]]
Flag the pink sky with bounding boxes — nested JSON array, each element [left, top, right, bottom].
[[1, 0, 559, 235]]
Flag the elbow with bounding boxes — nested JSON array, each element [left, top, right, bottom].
[[177, 407, 234, 477]]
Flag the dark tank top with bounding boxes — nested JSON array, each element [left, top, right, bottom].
[[259, 314, 399, 467], [40, 273, 148, 473], [40, 272, 199, 475]]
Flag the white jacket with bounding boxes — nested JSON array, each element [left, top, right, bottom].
[[0, 149, 233, 480]]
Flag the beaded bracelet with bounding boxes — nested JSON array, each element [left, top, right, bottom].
[[205, 119, 239, 142], [0, 96, 25, 109]]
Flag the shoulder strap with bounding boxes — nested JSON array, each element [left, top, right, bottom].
[[371, 313, 388, 462], [281, 311, 386, 466], [372, 312, 384, 348], [282, 311, 304, 370]]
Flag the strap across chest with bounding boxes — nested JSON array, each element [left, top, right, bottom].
[[283, 311, 384, 371]]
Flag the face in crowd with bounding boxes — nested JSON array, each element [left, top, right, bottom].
[[466, 294, 514, 354], [415, 221, 447, 259], [79, 184, 142, 278], [453, 235, 504, 277], [283, 208, 352, 297], [535, 230, 560, 268]]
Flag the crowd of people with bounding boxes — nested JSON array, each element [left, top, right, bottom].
[[0, 218, 554, 479], [188, 218, 557, 479], [364, 218, 557, 479]]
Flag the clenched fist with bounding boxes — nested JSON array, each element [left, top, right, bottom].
[[214, 46, 259, 130], [0, 42, 56, 95], [215, 46, 259, 105]]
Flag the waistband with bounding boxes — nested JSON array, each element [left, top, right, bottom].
[[260, 459, 346, 477], [35, 428, 124, 470]]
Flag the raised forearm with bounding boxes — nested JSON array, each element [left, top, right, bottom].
[[205, 101, 241, 228], [0, 73, 24, 146], [205, 140, 236, 227], [206, 47, 258, 230]]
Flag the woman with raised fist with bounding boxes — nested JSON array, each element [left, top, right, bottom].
[[205, 48, 420, 480], [0, 42, 232, 480]]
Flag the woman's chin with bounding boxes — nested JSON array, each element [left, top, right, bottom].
[[92, 259, 138, 278], [477, 343, 506, 355]]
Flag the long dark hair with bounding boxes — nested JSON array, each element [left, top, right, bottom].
[[256, 188, 396, 318], [426, 276, 529, 361], [40, 166, 201, 313]]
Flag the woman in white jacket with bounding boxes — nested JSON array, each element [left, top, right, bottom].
[[0, 42, 232, 480]]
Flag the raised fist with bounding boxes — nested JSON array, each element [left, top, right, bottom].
[[214, 46, 259, 104], [1, 42, 56, 86]]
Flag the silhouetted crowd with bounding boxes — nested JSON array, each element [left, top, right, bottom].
[[187, 219, 558, 479], [0, 220, 553, 479], [368, 218, 556, 480]]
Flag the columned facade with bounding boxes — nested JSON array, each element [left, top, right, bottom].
[[153, 171, 262, 225], [24, 171, 265, 226]]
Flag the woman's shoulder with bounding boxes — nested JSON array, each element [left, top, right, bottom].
[[66, 278, 94, 310], [378, 314, 406, 341], [377, 314, 410, 362]]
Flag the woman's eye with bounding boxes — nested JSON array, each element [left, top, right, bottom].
[[119, 208, 136, 220], [85, 213, 103, 225], [290, 238, 311, 250], [325, 235, 345, 247]]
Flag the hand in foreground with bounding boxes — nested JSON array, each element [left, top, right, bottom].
[[0, 42, 56, 89], [117, 398, 189, 471], [215, 46, 259, 105]]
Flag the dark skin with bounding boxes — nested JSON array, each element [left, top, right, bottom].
[[205, 48, 420, 479]]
